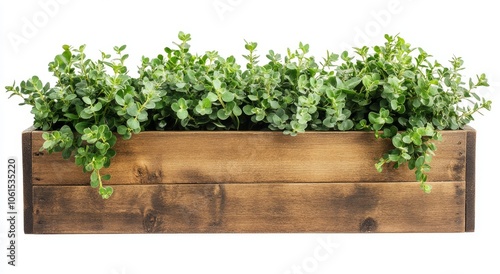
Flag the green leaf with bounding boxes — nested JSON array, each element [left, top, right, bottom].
[[117, 125, 128, 135], [217, 109, 230, 120], [415, 156, 425, 168], [90, 171, 99, 188], [43, 140, 55, 149], [79, 110, 93, 119], [213, 79, 222, 90], [201, 98, 212, 108], [127, 118, 140, 130], [124, 94, 134, 105], [207, 92, 218, 102], [127, 103, 139, 116], [171, 102, 180, 112], [387, 153, 399, 162], [221, 91, 235, 102], [101, 174, 111, 181], [248, 95, 259, 101], [64, 113, 79, 120], [62, 148, 72, 159], [106, 149, 116, 159], [401, 153, 411, 160], [85, 163, 93, 172], [338, 120, 354, 131], [193, 84, 205, 91], [269, 100, 280, 109], [144, 100, 156, 109], [243, 105, 254, 115], [82, 96, 92, 105], [421, 183, 432, 194], [75, 122, 90, 134], [99, 186, 113, 199], [177, 98, 187, 108], [390, 100, 398, 110], [411, 132, 422, 146], [403, 70, 415, 79], [92, 102, 102, 112], [232, 105, 242, 116], [402, 135, 412, 144], [392, 134, 403, 148], [408, 158, 416, 170], [368, 112, 384, 125], [177, 109, 189, 120], [344, 77, 361, 89]]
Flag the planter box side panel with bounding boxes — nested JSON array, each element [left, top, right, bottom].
[[22, 128, 34, 234], [465, 128, 476, 232], [32, 182, 465, 233], [29, 130, 467, 186], [23, 127, 472, 234]]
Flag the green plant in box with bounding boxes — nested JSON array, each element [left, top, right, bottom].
[[6, 32, 491, 199]]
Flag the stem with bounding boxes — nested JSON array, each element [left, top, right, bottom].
[[96, 168, 104, 189], [216, 92, 226, 109]]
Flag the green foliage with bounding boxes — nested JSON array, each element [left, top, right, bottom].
[[6, 44, 163, 199], [6, 32, 492, 198]]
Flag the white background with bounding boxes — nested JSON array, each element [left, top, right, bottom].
[[1, 1, 499, 273]]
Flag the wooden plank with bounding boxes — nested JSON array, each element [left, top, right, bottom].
[[32, 181, 465, 233], [29, 130, 468, 186], [22, 128, 34, 234], [465, 127, 476, 232]]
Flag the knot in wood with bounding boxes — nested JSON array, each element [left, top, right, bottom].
[[360, 217, 377, 232], [143, 212, 158, 233], [134, 165, 163, 184]]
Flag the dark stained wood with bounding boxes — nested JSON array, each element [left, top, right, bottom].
[[465, 127, 476, 232], [29, 130, 468, 186], [22, 128, 34, 234], [32, 182, 465, 233]]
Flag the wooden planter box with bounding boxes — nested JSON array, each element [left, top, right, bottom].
[[22, 127, 476, 234]]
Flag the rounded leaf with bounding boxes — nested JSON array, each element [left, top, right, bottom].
[[217, 109, 230, 120], [127, 118, 140, 130], [221, 91, 235, 103], [177, 109, 189, 120]]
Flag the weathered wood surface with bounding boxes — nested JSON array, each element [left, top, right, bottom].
[[23, 127, 475, 233], [28, 130, 467, 185], [23, 128, 34, 234], [32, 182, 465, 233], [465, 130, 476, 232]]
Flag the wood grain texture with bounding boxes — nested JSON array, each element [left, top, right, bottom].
[[32, 182, 465, 233], [28, 130, 468, 186], [465, 127, 476, 232], [23, 128, 474, 233], [22, 127, 34, 234]]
